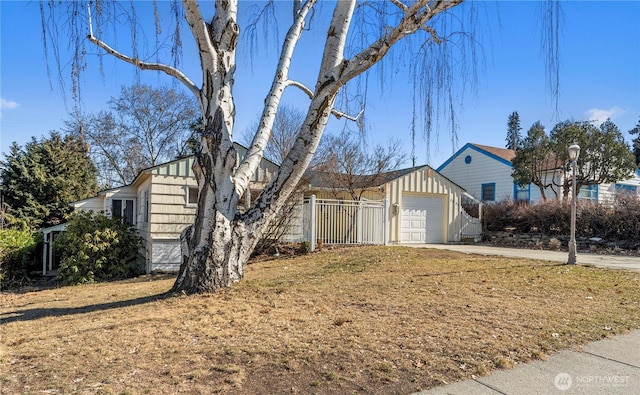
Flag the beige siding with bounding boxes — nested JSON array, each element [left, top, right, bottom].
[[148, 173, 197, 271], [101, 186, 138, 217], [386, 167, 463, 243], [136, 177, 153, 272], [71, 196, 105, 212], [69, 146, 283, 272]]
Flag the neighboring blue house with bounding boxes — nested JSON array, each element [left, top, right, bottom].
[[437, 142, 640, 204], [594, 169, 640, 202], [436, 143, 545, 203]]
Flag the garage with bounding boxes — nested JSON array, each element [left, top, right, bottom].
[[400, 194, 445, 243]]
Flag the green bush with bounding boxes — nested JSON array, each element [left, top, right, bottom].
[[55, 211, 143, 285], [0, 229, 41, 289]]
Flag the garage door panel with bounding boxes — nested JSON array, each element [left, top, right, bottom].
[[401, 194, 444, 244]]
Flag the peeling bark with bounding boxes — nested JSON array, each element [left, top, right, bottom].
[[83, 1, 468, 293], [172, 1, 463, 293]]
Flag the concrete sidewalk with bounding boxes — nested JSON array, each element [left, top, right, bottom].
[[415, 330, 640, 395], [417, 244, 640, 272]]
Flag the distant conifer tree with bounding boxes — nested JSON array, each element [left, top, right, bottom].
[[506, 111, 522, 150]]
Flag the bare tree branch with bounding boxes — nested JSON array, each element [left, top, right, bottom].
[[340, 0, 463, 84], [86, 33, 199, 98], [287, 80, 363, 122], [389, 0, 409, 13], [234, 0, 317, 198]]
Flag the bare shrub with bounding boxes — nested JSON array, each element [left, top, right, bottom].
[[549, 238, 562, 250], [483, 200, 523, 232], [462, 197, 480, 218], [252, 189, 305, 256], [523, 199, 570, 235], [485, 195, 639, 244], [579, 194, 640, 241]]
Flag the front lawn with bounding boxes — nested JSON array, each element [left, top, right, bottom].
[[2, 246, 639, 394]]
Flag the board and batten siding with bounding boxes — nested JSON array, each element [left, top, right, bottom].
[[438, 146, 514, 202], [385, 166, 464, 243]]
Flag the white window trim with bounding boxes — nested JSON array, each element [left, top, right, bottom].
[[185, 186, 199, 207], [111, 198, 136, 225], [143, 190, 150, 224]]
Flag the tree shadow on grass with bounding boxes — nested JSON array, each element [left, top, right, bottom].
[[0, 291, 177, 325]]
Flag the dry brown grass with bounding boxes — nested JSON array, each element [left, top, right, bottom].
[[2, 246, 640, 395]]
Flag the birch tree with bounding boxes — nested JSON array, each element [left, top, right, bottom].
[[41, 0, 560, 293]]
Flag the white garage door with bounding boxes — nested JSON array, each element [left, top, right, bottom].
[[400, 194, 444, 243]]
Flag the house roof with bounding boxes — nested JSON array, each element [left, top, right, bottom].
[[304, 164, 465, 192], [304, 165, 427, 189], [97, 141, 278, 192], [469, 144, 516, 162], [436, 143, 515, 171]]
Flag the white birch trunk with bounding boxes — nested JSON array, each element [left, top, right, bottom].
[[172, 0, 465, 293], [84, 0, 465, 293]]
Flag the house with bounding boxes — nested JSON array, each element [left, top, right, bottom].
[[436, 143, 538, 203], [42, 143, 279, 275], [43, 154, 474, 275], [583, 169, 640, 202], [437, 142, 640, 204], [304, 165, 470, 244]]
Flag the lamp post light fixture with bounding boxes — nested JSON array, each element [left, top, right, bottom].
[[567, 144, 580, 265]]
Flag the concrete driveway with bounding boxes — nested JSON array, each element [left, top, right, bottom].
[[405, 244, 640, 272]]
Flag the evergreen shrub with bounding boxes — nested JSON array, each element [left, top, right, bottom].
[[56, 211, 143, 285], [0, 229, 41, 289]]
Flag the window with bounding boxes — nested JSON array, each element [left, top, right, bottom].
[[578, 184, 598, 201], [514, 184, 530, 202], [143, 190, 150, 223], [187, 186, 198, 205], [112, 199, 135, 224], [615, 184, 638, 196], [481, 183, 496, 202]]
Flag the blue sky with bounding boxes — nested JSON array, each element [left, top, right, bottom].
[[1, 1, 639, 168]]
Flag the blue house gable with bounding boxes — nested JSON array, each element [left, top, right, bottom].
[[439, 144, 639, 204], [436, 143, 514, 172], [436, 143, 531, 202]]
